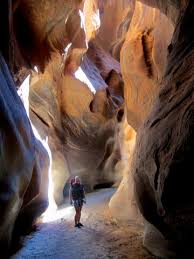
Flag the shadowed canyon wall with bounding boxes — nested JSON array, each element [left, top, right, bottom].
[[132, 0, 194, 257], [87, 1, 194, 257], [0, 0, 86, 256]]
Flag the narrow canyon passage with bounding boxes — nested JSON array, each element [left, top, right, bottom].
[[12, 189, 153, 259], [0, 0, 194, 258]]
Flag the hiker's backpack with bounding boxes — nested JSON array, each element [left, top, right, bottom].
[[71, 183, 84, 200]]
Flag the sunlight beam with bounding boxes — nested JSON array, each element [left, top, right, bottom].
[[75, 66, 96, 93]]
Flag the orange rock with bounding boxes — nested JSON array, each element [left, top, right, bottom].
[[121, 2, 174, 129]]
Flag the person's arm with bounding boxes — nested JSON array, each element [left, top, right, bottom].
[[83, 186, 86, 203], [69, 187, 73, 205]]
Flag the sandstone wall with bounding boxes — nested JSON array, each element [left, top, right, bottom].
[[109, 118, 139, 222], [121, 1, 174, 130], [108, 1, 174, 224], [132, 0, 194, 257], [29, 48, 124, 205]]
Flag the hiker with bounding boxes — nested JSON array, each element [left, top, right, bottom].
[[69, 176, 86, 228]]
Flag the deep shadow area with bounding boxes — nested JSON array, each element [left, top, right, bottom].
[[93, 182, 114, 190]]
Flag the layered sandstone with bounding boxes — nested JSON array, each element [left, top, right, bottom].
[[121, 1, 174, 129], [132, 0, 194, 257], [109, 118, 139, 222], [0, 0, 86, 255], [83, 0, 133, 52], [1, 0, 193, 258], [29, 46, 124, 205]]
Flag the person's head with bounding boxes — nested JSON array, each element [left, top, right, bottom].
[[75, 176, 81, 184], [70, 177, 75, 186]]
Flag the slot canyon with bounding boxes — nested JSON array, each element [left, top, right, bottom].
[[0, 0, 193, 258]]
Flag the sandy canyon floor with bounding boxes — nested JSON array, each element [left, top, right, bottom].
[[12, 188, 156, 259]]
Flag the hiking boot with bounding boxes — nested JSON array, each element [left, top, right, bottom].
[[78, 223, 84, 227], [75, 224, 81, 228]]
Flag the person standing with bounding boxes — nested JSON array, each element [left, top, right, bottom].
[[69, 176, 86, 228]]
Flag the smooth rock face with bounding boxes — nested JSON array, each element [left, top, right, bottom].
[[96, 0, 133, 53], [83, 0, 132, 49], [1, 0, 194, 258], [0, 0, 84, 256], [108, 0, 173, 225], [109, 119, 139, 222], [138, 0, 187, 25], [111, 1, 135, 61], [0, 54, 49, 257], [132, 0, 194, 257], [29, 48, 124, 205], [121, 1, 174, 130], [0, 54, 33, 255], [1, 0, 84, 74]]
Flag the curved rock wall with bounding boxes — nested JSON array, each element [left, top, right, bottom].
[[0, 54, 49, 257], [132, 0, 194, 257], [83, 0, 133, 51], [109, 118, 139, 222], [111, 2, 135, 61], [1, 0, 193, 258], [0, 0, 85, 255], [121, 1, 174, 130], [96, 0, 133, 52], [2, 0, 85, 74], [106, 1, 173, 225], [29, 48, 124, 205]]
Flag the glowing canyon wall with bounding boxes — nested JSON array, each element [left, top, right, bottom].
[[0, 0, 193, 258]]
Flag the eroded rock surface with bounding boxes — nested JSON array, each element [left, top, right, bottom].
[[1, 0, 194, 258], [0, 54, 49, 258], [83, 0, 133, 52], [109, 119, 139, 222], [0, 0, 84, 256], [29, 47, 124, 205], [121, 1, 174, 129], [133, 0, 194, 257]]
